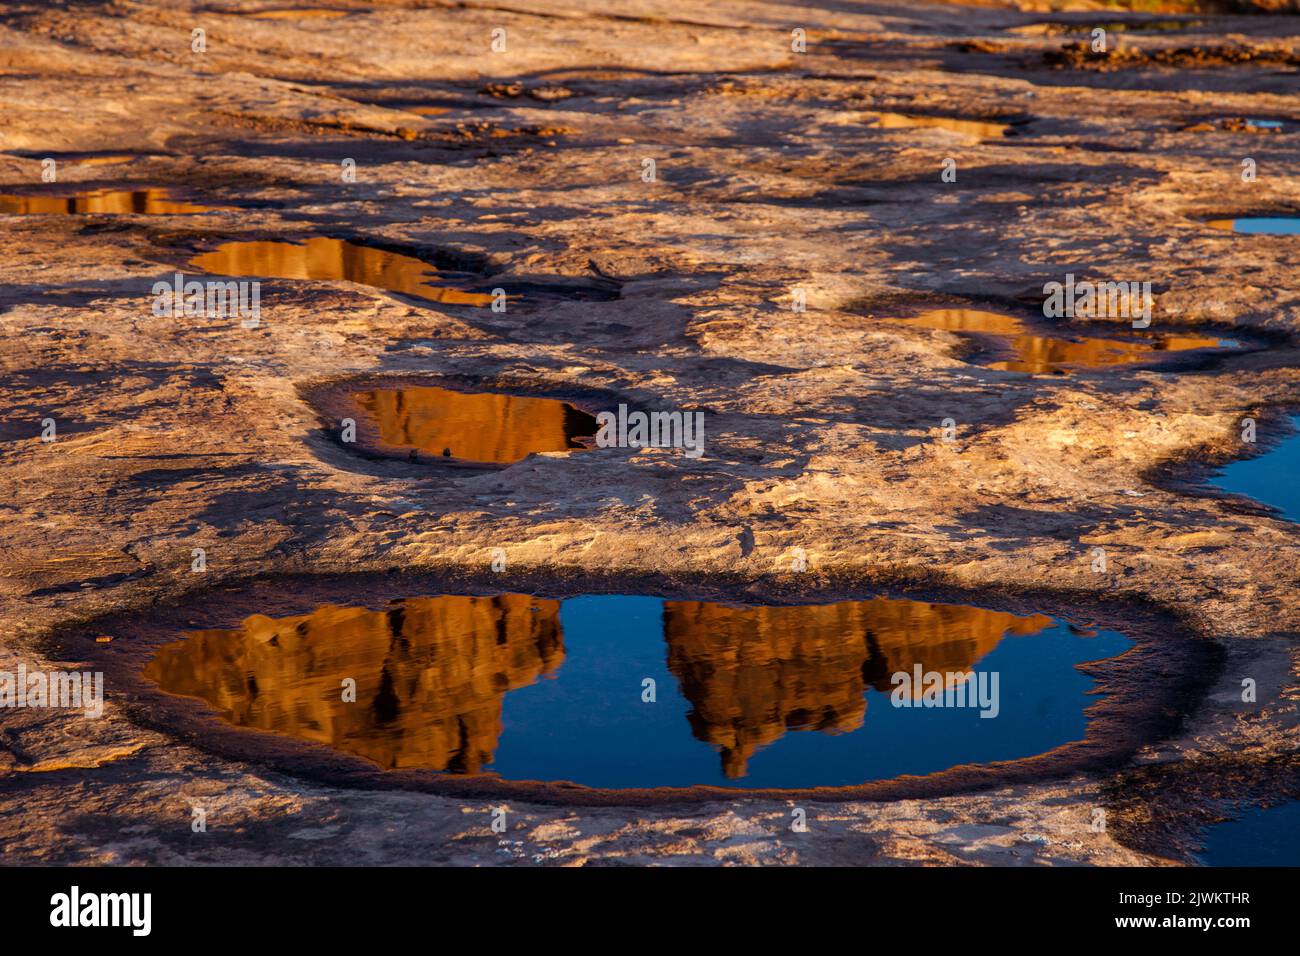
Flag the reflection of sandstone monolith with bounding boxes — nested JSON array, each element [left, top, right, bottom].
[[893, 310, 1219, 375], [143, 594, 563, 772], [857, 599, 1051, 693], [995, 334, 1145, 374], [355, 386, 595, 465], [0, 188, 211, 215], [189, 237, 494, 305], [663, 598, 1052, 778]]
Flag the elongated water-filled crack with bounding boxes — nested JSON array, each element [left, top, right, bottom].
[[189, 237, 497, 306], [1207, 216, 1300, 235], [881, 308, 1239, 375], [0, 188, 218, 215], [234, 6, 353, 18], [861, 112, 1014, 140], [1184, 117, 1289, 134], [10, 151, 154, 167], [1014, 18, 1207, 37]]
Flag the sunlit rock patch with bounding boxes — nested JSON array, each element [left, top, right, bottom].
[[3, 0, 1298, 867]]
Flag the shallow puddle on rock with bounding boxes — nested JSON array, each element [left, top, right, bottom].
[[67, 154, 140, 166], [1210, 414, 1300, 522], [1207, 217, 1300, 235], [241, 7, 352, 18], [1015, 19, 1203, 36], [864, 112, 1010, 139], [351, 385, 597, 465], [189, 237, 495, 306], [889, 309, 1231, 375], [1187, 117, 1288, 134], [0, 188, 215, 215], [1198, 802, 1300, 866], [143, 593, 1131, 789], [1095, 19, 1203, 32]]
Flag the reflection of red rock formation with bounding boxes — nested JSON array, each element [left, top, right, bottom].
[[857, 600, 1051, 694], [664, 603, 869, 779], [0, 188, 213, 215], [189, 237, 494, 305], [865, 112, 1009, 140], [889, 309, 1221, 374], [354, 386, 596, 465], [664, 598, 1052, 778], [989, 333, 1207, 374], [143, 594, 563, 772]]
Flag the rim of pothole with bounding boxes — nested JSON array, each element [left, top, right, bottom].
[[45, 568, 1223, 808]]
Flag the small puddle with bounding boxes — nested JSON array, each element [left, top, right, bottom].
[[1198, 802, 1300, 866], [0, 188, 216, 215], [1210, 414, 1300, 522], [887, 309, 1232, 375], [350, 385, 597, 465], [142, 592, 1131, 789], [189, 237, 496, 306], [1016, 19, 1204, 36], [1094, 19, 1203, 32], [239, 7, 353, 18], [1186, 117, 1288, 134], [64, 154, 141, 166], [863, 112, 1010, 140], [1207, 217, 1300, 236]]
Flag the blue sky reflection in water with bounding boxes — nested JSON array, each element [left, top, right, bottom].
[[1198, 802, 1300, 867], [1211, 415, 1300, 523], [146, 593, 1131, 789], [1209, 217, 1300, 235]]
